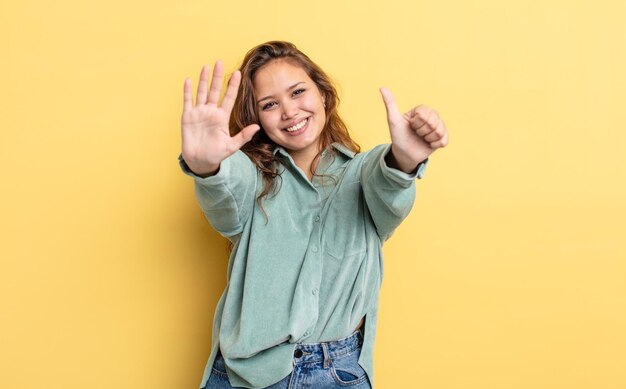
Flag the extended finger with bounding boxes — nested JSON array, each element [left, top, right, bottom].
[[221, 70, 241, 113], [380, 87, 403, 125], [196, 64, 210, 106], [207, 60, 225, 105], [183, 78, 193, 112], [231, 123, 261, 150]]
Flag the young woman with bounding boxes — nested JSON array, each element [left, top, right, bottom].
[[179, 41, 448, 389]]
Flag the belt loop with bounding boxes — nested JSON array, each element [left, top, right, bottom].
[[322, 342, 331, 369]]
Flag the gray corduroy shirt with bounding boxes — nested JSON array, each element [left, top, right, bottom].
[[179, 143, 427, 388]]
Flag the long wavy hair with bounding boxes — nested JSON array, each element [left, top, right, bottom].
[[229, 41, 360, 208]]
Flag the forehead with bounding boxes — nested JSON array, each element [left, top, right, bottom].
[[252, 59, 314, 92]]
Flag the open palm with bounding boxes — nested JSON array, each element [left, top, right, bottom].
[[181, 61, 259, 176]]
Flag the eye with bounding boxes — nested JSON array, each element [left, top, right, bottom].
[[262, 101, 277, 111], [292, 88, 306, 96]]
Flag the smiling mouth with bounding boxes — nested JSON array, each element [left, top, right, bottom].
[[284, 118, 308, 133]]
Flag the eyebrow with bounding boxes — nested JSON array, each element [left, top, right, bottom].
[[256, 82, 306, 105]]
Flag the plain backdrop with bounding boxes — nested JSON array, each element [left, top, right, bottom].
[[1, 0, 625, 388]]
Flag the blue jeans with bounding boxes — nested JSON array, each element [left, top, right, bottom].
[[205, 328, 372, 388]]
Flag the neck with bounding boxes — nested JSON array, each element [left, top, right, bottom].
[[289, 145, 322, 181]]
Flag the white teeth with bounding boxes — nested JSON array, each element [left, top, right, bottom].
[[285, 118, 307, 132]]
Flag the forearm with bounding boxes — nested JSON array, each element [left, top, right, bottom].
[[178, 151, 257, 237], [361, 144, 422, 241]]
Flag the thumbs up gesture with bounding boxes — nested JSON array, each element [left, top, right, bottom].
[[181, 61, 261, 177], [380, 87, 449, 173]]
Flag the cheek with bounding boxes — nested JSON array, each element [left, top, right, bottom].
[[314, 104, 327, 125], [306, 96, 325, 116], [258, 112, 276, 131]]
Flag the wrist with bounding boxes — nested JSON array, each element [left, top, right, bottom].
[[182, 157, 220, 178], [387, 144, 421, 174]]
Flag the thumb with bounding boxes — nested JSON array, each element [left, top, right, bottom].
[[379, 87, 403, 125], [231, 124, 261, 149]]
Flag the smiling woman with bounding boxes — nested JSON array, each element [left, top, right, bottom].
[[252, 60, 327, 177], [228, 42, 362, 203], [178, 40, 448, 389]]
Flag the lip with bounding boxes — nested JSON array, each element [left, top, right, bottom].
[[282, 117, 309, 136]]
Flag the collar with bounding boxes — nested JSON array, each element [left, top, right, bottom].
[[272, 142, 356, 159]]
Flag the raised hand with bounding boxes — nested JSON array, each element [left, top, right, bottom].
[[181, 61, 260, 177], [380, 87, 449, 173]]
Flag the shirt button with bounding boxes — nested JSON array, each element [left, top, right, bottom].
[[312, 288, 318, 295], [314, 216, 320, 222], [294, 349, 303, 358], [311, 246, 318, 253]]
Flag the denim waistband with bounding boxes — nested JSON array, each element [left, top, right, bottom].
[[292, 328, 363, 367]]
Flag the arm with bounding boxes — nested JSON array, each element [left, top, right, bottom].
[[361, 144, 428, 241], [179, 61, 261, 237], [179, 152, 257, 238], [360, 87, 449, 240]]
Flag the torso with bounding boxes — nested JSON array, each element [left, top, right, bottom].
[[355, 316, 365, 332]]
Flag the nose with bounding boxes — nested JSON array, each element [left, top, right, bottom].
[[281, 100, 298, 120]]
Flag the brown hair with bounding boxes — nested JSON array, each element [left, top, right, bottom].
[[229, 41, 360, 207]]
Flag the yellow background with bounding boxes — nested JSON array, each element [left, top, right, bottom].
[[1, 0, 625, 388]]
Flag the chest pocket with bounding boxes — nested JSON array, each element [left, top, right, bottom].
[[323, 181, 367, 260]]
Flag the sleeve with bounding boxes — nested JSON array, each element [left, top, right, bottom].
[[178, 151, 258, 238], [360, 144, 428, 241]]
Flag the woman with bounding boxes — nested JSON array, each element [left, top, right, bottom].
[[179, 41, 448, 389]]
